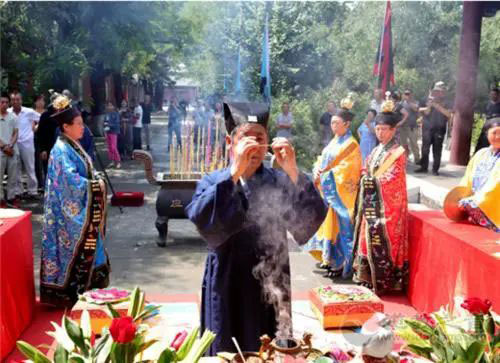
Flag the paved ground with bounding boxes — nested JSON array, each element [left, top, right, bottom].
[[27, 115, 332, 297], [23, 116, 467, 297]]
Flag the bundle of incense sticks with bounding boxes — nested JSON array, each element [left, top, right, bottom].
[[166, 122, 231, 179], [206, 122, 212, 169]]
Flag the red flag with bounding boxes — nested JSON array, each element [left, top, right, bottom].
[[373, 1, 395, 93]]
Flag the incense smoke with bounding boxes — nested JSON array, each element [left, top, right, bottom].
[[247, 181, 300, 340]]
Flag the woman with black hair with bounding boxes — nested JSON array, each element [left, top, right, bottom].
[[353, 95, 409, 294], [304, 95, 362, 278], [40, 95, 110, 308]]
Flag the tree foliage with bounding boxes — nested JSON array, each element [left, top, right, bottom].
[[2, 1, 499, 167], [1, 1, 195, 104]]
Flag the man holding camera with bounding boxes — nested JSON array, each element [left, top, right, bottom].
[[416, 81, 452, 176]]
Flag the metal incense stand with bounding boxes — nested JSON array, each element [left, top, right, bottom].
[[133, 150, 201, 247]]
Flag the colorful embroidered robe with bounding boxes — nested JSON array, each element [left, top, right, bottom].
[[458, 147, 499, 232], [40, 135, 110, 307], [353, 138, 409, 294], [304, 131, 362, 277]]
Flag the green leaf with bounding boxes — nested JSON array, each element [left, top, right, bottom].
[[135, 338, 159, 354], [176, 326, 199, 360], [484, 315, 495, 337], [158, 347, 177, 363], [110, 342, 120, 363], [404, 319, 436, 338], [180, 330, 216, 363], [94, 333, 110, 356], [396, 326, 431, 348], [133, 304, 160, 322], [127, 286, 141, 318], [465, 341, 486, 363], [68, 354, 85, 363], [106, 303, 121, 318], [63, 315, 88, 356], [54, 343, 69, 363], [16, 341, 52, 363], [96, 335, 114, 363]]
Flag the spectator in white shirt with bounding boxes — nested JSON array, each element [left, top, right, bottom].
[[276, 102, 293, 140], [370, 88, 384, 114], [8, 91, 39, 199], [131, 99, 143, 150], [0, 93, 19, 207]]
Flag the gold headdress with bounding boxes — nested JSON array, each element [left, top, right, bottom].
[[381, 91, 394, 113], [340, 92, 354, 110], [52, 94, 71, 112]]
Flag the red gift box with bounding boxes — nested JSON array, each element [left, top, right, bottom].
[[309, 285, 384, 329], [70, 300, 129, 334], [111, 192, 144, 207]]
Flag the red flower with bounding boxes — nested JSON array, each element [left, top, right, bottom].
[[109, 316, 137, 344], [90, 332, 96, 347], [461, 298, 492, 315], [421, 313, 436, 328]]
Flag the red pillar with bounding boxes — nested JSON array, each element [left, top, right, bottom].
[[450, 1, 483, 165]]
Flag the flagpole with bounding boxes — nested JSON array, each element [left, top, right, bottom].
[[376, 1, 388, 88], [260, 11, 271, 105]]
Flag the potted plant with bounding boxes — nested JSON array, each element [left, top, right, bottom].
[[396, 298, 500, 363]]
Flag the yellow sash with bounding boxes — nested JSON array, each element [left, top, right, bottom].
[[315, 141, 357, 189], [374, 146, 405, 178]]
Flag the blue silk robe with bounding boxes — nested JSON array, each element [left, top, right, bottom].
[[186, 165, 326, 355], [40, 135, 110, 307]]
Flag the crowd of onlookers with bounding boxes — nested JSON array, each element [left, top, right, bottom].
[[0, 89, 153, 208], [276, 83, 500, 176], [2, 84, 498, 208]]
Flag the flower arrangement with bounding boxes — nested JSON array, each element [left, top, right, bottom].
[[16, 287, 216, 363], [396, 297, 500, 363]]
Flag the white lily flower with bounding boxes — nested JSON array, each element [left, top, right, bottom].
[[49, 321, 75, 351], [81, 310, 92, 339]]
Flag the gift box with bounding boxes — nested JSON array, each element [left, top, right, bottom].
[[309, 285, 384, 329], [69, 288, 132, 334], [111, 192, 144, 207], [70, 299, 129, 334]]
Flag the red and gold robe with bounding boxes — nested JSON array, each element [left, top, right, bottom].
[[353, 139, 408, 294]]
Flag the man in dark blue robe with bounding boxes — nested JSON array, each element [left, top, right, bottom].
[[186, 102, 327, 355]]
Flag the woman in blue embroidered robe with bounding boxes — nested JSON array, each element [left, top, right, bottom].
[[40, 97, 110, 308], [304, 106, 362, 278]]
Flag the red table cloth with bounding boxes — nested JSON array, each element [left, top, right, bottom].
[[407, 208, 500, 313], [0, 211, 35, 360]]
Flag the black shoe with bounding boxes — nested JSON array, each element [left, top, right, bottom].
[[326, 269, 342, 279], [432, 170, 440, 176], [415, 168, 427, 173], [26, 193, 41, 201], [316, 262, 330, 270]]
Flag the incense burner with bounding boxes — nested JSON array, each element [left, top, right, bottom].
[[133, 151, 201, 247], [133, 151, 276, 247], [258, 333, 314, 361]]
